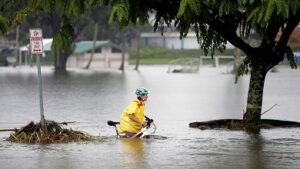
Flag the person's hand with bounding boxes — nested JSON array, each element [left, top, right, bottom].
[[142, 120, 148, 127]]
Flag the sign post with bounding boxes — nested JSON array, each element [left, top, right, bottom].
[[29, 28, 46, 130]]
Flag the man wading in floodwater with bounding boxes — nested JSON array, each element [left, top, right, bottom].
[[117, 87, 149, 138]]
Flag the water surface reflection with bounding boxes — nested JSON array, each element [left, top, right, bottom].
[[119, 138, 145, 169]]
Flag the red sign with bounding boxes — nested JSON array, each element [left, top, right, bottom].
[[29, 29, 43, 55]]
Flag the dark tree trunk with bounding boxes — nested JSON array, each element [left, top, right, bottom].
[[243, 64, 269, 130], [49, 12, 62, 71], [119, 31, 125, 71], [55, 52, 69, 72], [134, 33, 141, 71]]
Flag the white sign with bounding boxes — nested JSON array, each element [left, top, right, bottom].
[[29, 29, 43, 55]]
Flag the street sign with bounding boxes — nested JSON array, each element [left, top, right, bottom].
[[29, 28, 46, 129], [29, 29, 43, 55]]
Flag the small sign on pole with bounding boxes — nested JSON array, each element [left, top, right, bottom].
[[29, 29, 43, 55], [29, 28, 46, 130]]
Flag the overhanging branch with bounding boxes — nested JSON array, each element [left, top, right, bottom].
[[261, 17, 282, 47], [209, 18, 254, 58]]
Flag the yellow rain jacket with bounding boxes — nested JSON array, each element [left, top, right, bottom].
[[117, 99, 145, 134]]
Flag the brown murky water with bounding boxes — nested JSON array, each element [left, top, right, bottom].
[[0, 65, 300, 169]]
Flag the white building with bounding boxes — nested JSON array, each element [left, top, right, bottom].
[[19, 38, 53, 64], [138, 32, 234, 49], [67, 41, 128, 68]]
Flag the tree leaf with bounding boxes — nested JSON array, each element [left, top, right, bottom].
[[0, 15, 8, 34]]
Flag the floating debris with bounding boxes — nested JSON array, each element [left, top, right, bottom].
[[189, 119, 300, 130], [7, 120, 94, 144]]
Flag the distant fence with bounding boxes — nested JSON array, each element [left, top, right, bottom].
[[167, 57, 200, 73], [200, 55, 246, 67], [167, 55, 246, 73]]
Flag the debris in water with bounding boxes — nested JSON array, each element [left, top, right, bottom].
[[7, 120, 94, 144]]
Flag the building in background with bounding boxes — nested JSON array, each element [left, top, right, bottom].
[[135, 32, 234, 50], [67, 41, 127, 68], [19, 38, 53, 65]]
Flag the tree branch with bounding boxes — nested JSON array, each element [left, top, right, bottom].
[[261, 18, 282, 47], [261, 104, 278, 116], [209, 18, 254, 57]]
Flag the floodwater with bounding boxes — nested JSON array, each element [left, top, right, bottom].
[[0, 65, 300, 169]]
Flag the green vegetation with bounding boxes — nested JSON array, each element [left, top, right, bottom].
[[129, 47, 236, 65], [105, 0, 300, 130], [0, 54, 8, 66], [21, 53, 54, 66], [20, 47, 236, 66]]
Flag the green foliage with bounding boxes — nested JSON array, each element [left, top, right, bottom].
[[108, 0, 129, 26], [51, 17, 74, 53], [86, 0, 99, 6], [32, 0, 51, 12], [289, 0, 300, 15], [206, 0, 239, 16], [176, 0, 228, 57], [177, 0, 201, 17], [129, 47, 236, 65], [134, 47, 203, 58], [65, 0, 86, 16], [32, 0, 90, 17], [26, 0, 104, 53], [0, 15, 9, 34], [235, 57, 251, 83], [13, 7, 32, 25], [99, 0, 109, 6], [129, 47, 201, 65], [5, 0, 300, 73], [246, 0, 289, 27], [201, 28, 226, 57]]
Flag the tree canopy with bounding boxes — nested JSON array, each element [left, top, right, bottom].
[[104, 0, 300, 71], [102, 0, 300, 129], [2, 1, 299, 59]]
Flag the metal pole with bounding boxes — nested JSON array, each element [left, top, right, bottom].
[[36, 54, 46, 129]]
